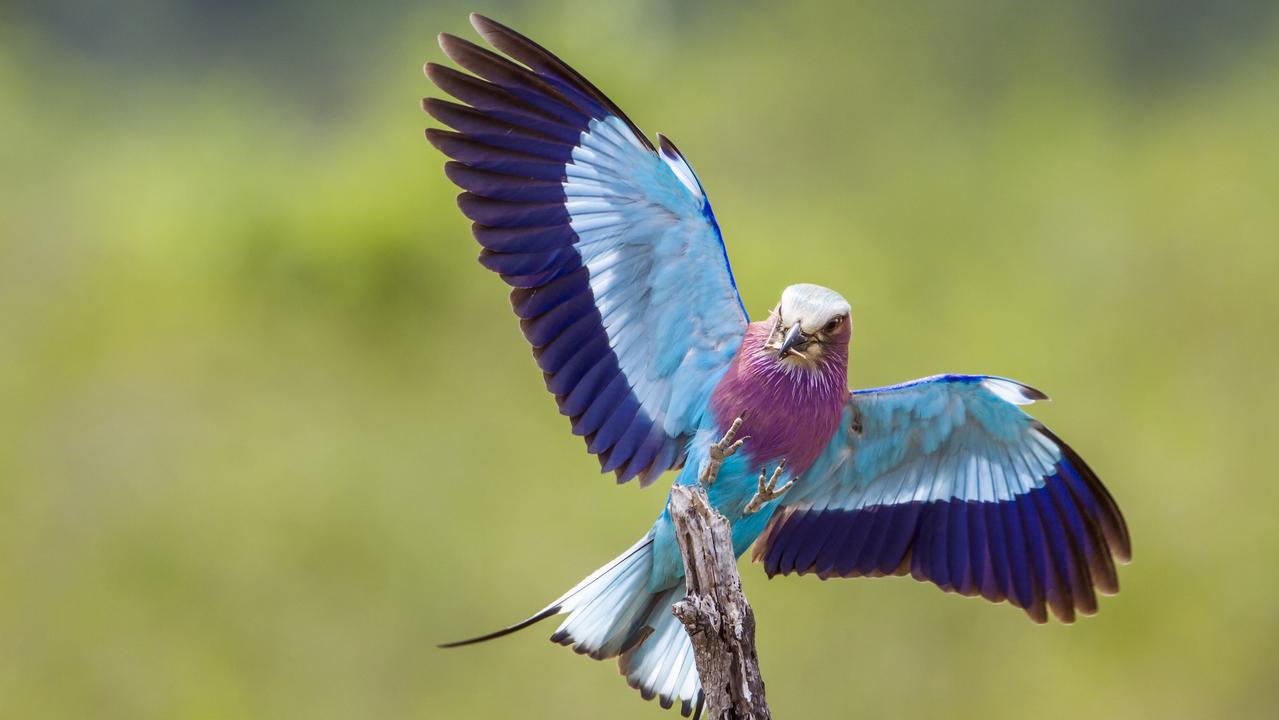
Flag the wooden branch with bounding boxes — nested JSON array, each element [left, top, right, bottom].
[[669, 471, 772, 718]]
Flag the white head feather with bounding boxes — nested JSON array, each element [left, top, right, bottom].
[[778, 284, 851, 332]]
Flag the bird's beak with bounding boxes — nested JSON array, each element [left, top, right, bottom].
[[776, 323, 807, 359]]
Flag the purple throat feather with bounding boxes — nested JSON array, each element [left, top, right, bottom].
[[709, 313, 851, 475]]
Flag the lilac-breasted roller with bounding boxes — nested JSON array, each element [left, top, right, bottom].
[[426, 14, 1131, 717]]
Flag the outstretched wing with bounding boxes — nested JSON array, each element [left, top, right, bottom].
[[754, 375, 1131, 623], [424, 14, 747, 485]]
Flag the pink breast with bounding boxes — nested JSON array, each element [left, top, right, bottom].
[[709, 321, 848, 475]]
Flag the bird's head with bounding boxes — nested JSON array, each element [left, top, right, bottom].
[[764, 284, 852, 367]]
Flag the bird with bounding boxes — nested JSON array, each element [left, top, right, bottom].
[[423, 13, 1131, 718]]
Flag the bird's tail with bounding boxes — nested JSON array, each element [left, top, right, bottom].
[[441, 534, 704, 717]]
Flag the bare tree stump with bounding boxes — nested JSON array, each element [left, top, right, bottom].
[[669, 482, 771, 719]]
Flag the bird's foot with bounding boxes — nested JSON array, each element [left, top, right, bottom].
[[743, 460, 793, 516], [700, 416, 747, 487]]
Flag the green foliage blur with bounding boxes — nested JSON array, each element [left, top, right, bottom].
[[3, 1, 1277, 718]]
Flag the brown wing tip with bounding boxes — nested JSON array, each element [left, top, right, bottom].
[[469, 12, 506, 39], [422, 127, 454, 152], [438, 31, 488, 66], [437, 31, 459, 54], [1023, 384, 1050, 401], [656, 133, 682, 159], [422, 61, 447, 84]]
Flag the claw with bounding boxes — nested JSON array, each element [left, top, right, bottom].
[[743, 459, 795, 516], [701, 416, 749, 487]]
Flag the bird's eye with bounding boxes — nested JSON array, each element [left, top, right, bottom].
[[823, 317, 842, 333]]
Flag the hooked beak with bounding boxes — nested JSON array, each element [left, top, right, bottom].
[[776, 323, 808, 359]]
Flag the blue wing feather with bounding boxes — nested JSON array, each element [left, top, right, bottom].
[[756, 375, 1130, 624], [427, 22, 747, 485]]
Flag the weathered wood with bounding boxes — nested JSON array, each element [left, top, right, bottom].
[[669, 481, 771, 720]]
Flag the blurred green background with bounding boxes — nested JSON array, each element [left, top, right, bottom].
[[3, 1, 1277, 718]]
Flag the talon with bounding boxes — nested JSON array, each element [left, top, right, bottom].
[[772, 478, 795, 498], [743, 459, 795, 516], [701, 415, 749, 487], [758, 459, 787, 493], [722, 437, 746, 460], [719, 416, 743, 447]]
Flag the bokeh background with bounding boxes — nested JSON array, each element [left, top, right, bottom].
[[3, 1, 1278, 718]]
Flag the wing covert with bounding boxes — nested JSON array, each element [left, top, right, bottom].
[[425, 15, 748, 485], [755, 375, 1131, 623]]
